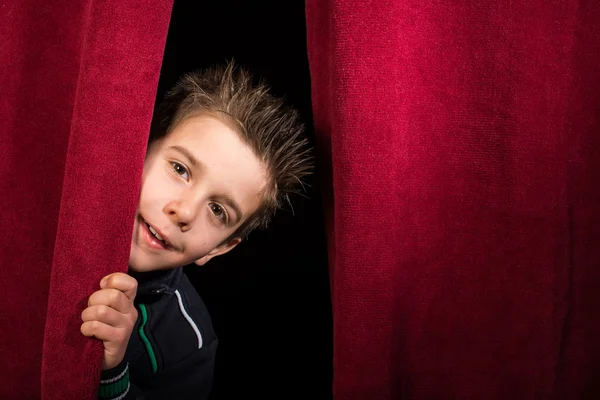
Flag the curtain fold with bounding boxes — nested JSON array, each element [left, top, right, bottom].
[[0, 1, 172, 398], [306, 1, 600, 399]]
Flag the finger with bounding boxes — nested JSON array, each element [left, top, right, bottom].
[[88, 288, 131, 314], [80, 320, 128, 343], [81, 305, 125, 328], [101, 273, 137, 302]]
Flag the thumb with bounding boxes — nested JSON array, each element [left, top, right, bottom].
[[101, 273, 138, 302]]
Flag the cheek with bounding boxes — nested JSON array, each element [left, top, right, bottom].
[[185, 219, 230, 251], [184, 232, 217, 258], [139, 164, 174, 209]]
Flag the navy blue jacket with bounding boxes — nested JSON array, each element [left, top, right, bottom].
[[97, 267, 218, 400]]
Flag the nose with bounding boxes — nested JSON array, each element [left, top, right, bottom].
[[164, 199, 197, 232]]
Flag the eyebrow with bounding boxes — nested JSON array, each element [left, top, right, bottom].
[[168, 145, 243, 225], [169, 145, 199, 168]]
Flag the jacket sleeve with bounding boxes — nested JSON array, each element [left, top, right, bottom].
[[98, 359, 138, 400]]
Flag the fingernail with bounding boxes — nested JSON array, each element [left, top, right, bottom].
[[100, 277, 108, 288]]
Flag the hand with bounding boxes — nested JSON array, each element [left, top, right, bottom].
[[81, 273, 138, 370]]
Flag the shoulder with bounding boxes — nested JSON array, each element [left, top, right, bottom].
[[170, 273, 217, 349], [134, 273, 217, 374]]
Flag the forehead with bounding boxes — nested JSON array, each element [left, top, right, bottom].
[[164, 116, 267, 219]]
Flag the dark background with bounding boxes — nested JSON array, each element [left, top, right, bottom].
[[155, 1, 332, 399]]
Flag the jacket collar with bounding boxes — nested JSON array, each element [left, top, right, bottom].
[[129, 267, 183, 298]]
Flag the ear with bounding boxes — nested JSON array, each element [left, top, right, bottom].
[[194, 237, 242, 266]]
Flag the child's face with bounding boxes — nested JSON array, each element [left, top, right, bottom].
[[128, 115, 267, 272]]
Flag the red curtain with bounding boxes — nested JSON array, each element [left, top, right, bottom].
[[0, 1, 172, 398], [306, 1, 600, 399]]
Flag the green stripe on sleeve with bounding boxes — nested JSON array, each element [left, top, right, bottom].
[[98, 364, 130, 399]]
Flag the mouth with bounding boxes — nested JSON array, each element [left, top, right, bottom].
[[141, 218, 172, 250]]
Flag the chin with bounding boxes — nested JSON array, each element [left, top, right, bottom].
[[128, 260, 152, 273], [128, 250, 157, 273], [129, 254, 184, 273]]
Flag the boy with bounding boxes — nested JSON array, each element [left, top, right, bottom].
[[80, 62, 312, 399]]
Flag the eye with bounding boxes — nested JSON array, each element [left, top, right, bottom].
[[209, 203, 228, 224], [170, 161, 189, 181]]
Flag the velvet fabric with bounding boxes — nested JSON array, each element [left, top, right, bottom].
[[306, 1, 600, 399], [0, 1, 172, 398]]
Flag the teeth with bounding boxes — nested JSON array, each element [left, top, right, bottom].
[[148, 225, 165, 242]]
